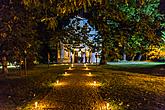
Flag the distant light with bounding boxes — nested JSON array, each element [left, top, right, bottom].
[[87, 81, 101, 86], [69, 67, 71, 70], [84, 64, 86, 67], [107, 103, 110, 109], [33, 94, 36, 97], [86, 72, 93, 76], [35, 102, 38, 108], [63, 72, 70, 76], [71, 64, 73, 67], [56, 80, 59, 84]]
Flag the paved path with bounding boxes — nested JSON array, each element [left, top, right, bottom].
[[37, 65, 107, 110]]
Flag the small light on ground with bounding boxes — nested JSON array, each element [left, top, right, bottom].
[[71, 64, 73, 67], [49, 81, 68, 87], [86, 67, 89, 70], [35, 102, 38, 108], [107, 103, 110, 109], [69, 67, 72, 70], [63, 72, 70, 76], [86, 72, 93, 76], [94, 81, 96, 84], [33, 94, 36, 97], [56, 80, 59, 84]]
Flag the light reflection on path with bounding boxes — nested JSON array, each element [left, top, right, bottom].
[[32, 65, 108, 110]]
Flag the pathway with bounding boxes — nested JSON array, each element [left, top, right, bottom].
[[36, 64, 107, 110]]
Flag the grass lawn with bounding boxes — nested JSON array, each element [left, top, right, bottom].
[[0, 64, 68, 109], [105, 61, 165, 76], [96, 62, 165, 110]]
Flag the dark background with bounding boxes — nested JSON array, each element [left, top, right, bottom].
[[160, 0, 165, 13]]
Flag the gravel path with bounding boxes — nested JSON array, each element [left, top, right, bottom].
[[37, 65, 107, 110]]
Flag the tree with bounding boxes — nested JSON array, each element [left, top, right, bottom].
[[0, 0, 38, 73], [118, 0, 163, 61], [1, 0, 163, 68]]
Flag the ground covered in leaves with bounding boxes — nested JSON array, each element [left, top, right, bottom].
[[98, 64, 165, 110], [0, 63, 164, 110]]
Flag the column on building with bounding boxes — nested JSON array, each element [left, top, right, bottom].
[[70, 48, 75, 63], [91, 52, 96, 63], [86, 50, 89, 63], [78, 50, 81, 63]]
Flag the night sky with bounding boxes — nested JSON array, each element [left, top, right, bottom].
[[160, 0, 165, 13]]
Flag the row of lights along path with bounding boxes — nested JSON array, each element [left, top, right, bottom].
[[34, 64, 110, 110]]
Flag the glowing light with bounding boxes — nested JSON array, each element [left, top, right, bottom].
[[107, 103, 110, 109], [87, 81, 101, 86], [71, 64, 73, 67], [63, 72, 70, 76], [56, 80, 59, 84], [86, 72, 93, 76], [53, 82, 65, 86], [69, 67, 72, 70], [85, 67, 89, 70], [35, 102, 38, 108], [33, 94, 36, 97], [49, 81, 68, 87], [84, 64, 86, 67]]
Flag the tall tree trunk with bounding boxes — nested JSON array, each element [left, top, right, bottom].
[[123, 53, 127, 61], [138, 54, 142, 61], [131, 54, 136, 61], [1, 51, 8, 74], [122, 45, 127, 61], [55, 44, 58, 63], [100, 47, 107, 65], [60, 42, 64, 63]]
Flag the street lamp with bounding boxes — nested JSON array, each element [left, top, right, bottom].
[[24, 50, 27, 76]]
